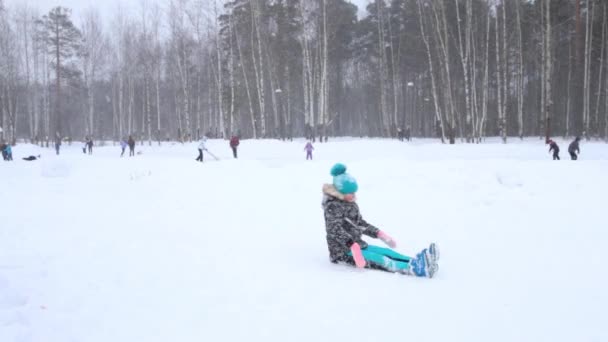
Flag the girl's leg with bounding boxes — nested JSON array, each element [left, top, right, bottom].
[[364, 245, 412, 262], [348, 246, 410, 273]]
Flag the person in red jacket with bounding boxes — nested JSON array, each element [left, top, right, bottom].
[[229, 135, 240, 158]]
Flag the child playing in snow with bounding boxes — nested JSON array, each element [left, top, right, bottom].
[[229, 135, 240, 159], [568, 136, 581, 160], [196, 136, 208, 162], [120, 139, 128, 157], [548, 139, 560, 160], [2, 143, 12, 161], [322, 163, 439, 278], [304, 141, 314, 160]]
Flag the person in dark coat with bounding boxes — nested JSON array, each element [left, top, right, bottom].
[[2, 142, 12, 161], [229, 135, 240, 158], [321, 163, 439, 278], [548, 139, 560, 160], [128, 136, 135, 157], [54, 135, 62, 155], [568, 136, 581, 160], [1, 141, 7, 161], [87, 138, 93, 155]]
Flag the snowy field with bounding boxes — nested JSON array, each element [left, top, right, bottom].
[[1, 137, 607, 342]]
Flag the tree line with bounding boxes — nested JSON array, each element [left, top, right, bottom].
[[0, 0, 607, 144]]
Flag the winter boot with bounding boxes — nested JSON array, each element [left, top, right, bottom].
[[428, 243, 439, 264], [410, 248, 438, 278]]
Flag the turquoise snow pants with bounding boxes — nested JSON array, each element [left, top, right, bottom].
[[348, 245, 411, 273]]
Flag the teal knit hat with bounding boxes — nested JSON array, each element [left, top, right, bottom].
[[331, 163, 358, 194]]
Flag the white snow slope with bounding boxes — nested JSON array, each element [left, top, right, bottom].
[[1, 138, 607, 342]]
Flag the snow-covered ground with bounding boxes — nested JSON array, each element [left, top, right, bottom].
[[1, 138, 607, 342]]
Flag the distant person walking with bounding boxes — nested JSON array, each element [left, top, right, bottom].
[[304, 141, 314, 160], [120, 139, 128, 157], [2, 142, 12, 161], [86, 138, 93, 155], [128, 136, 135, 157], [568, 136, 581, 160], [548, 139, 560, 160], [55, 135, 62, 155], [1, 141, 7, 161], [229, 135, 240, 158], [196, 136, 208, 162]]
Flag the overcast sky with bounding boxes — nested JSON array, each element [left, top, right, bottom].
[[5, 0, 371, 25]]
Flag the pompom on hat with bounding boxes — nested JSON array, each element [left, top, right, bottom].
[[330, 163, 358, 195]]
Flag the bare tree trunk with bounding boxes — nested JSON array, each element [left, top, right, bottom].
[[44, 51, 50, 142], [18, 7, 34, 140], [155, 67, 161, 144], [387, 4, 399, 133], [298, 0, 314, 140], [593, 3, 606, 139], [320, 0, 329, 140], [118, 74, 124, 138], [605, 37, 608, 140], [432, 0, 456, 143], [501, 0, 508, 142], [583, 0, 593, 139], [33, 27, 40, 141], [417, 0, 444, 143], [235, 18, 256, 139], [455, 0, 472, 142], [214, 0, 225, 138], [479, 4, 491, 142], [495, 7, 505, 142], [228, 11, 236, 135], [470, 17, 479, 142], [540, 0, 545, 138], [516, 0, 524, 139], [566, 39, 573, 137], [250, 0, 265, 137], [180, 43, 191, 141], [128, 76, 134, 135], [544, 0, 553, 142], [54, 17, 61, 137], [376, 0, 390, 136], [146, 75, 152, 145], [285, 64, 292, 139]]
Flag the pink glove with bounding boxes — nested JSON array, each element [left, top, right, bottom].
[[378, 231, 397, 248], [350, 242, 366, 268]]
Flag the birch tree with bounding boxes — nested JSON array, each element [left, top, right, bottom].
[[80, 9, 105, 139]]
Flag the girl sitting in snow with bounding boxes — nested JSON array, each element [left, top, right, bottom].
[[322, 163, 439, 278]]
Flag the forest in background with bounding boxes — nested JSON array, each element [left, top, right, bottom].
[[0, 0, 607, 144]]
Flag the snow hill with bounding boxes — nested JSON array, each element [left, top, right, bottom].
[[1, 138, 607, 342]]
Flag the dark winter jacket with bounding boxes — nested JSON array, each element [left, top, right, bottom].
[[549, 141, 559, 153], [230, 136, 240, 148], [568, 139, 580, 154], [321, 184, 379, 263]]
